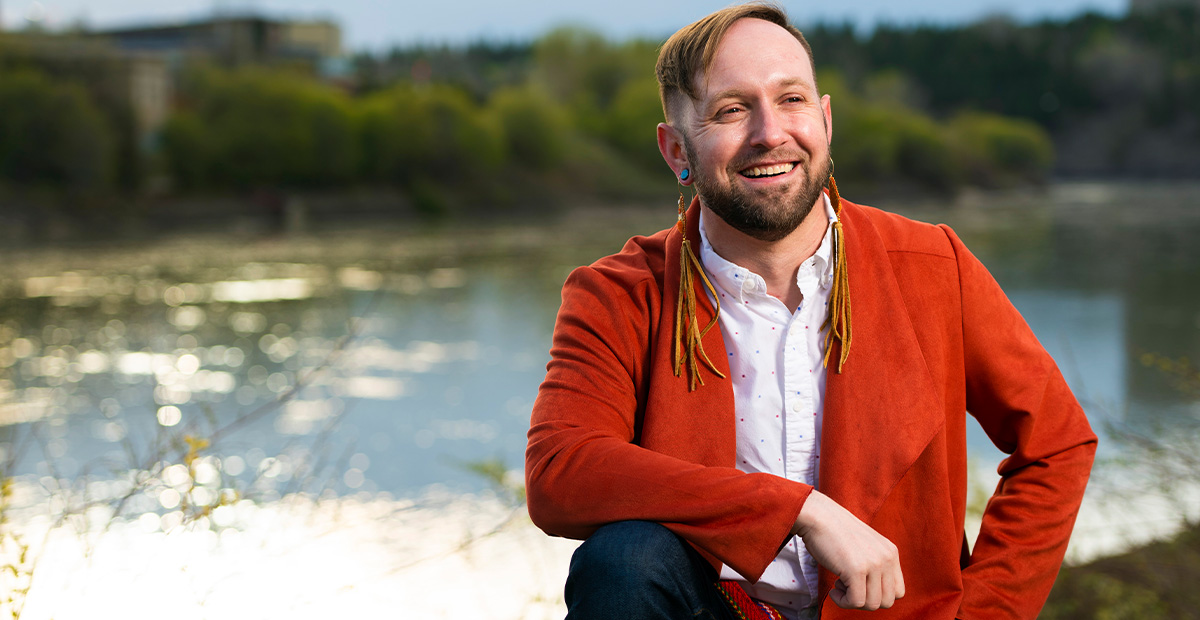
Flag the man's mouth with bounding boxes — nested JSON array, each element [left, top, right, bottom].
[[740, 162, 797, 178]]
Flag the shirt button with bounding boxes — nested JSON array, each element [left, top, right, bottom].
[[791, 401, 802, 412], [742, 279, 756, 293]]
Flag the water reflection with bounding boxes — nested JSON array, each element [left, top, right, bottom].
[[0, 183, 1198, 508]]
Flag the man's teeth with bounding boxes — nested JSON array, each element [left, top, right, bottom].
[[742, 163, 796, 178]]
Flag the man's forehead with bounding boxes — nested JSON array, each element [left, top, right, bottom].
[[694, 18, 815, 100]]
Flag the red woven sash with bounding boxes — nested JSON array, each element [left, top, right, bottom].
[[715, 580, 788, 620]]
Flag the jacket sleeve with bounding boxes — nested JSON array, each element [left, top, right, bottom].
[[524, 265, 811, 582], [942, 225, 1098, 619]]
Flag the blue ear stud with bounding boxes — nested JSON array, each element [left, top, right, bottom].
[[680, 169, 690, 181]]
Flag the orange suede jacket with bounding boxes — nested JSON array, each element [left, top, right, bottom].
[[525, 197, 1097, 619]]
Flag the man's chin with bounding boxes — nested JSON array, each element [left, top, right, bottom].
[[703, 201, 809, 242], [695, 171, 826, 242], [735, 224, 797, 243]]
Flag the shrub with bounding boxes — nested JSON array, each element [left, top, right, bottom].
[[164, 67, 356, 189], [0, 69, 114, 192], [358, 84, 504, 186], [603, 78, 666, 174], [489, 85, 570, 170], [949, 111, 1055, 187], [894, 113, 962, 191]]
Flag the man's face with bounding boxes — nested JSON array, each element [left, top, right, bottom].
[[680, 18, 832, 242]]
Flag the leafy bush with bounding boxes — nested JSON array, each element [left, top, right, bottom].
[[894, 113, 961, 191], [949, 112, 1055, 187], [489, 85, 570, 170], [160, 111, 211, 190], [603, 78, 666, 174], [164, 67, 356, 189], [830, 74, 961, 192], [358, 83, 504, 186], [0, 69, 114, 192]]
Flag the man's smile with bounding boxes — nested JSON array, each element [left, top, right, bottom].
[[739, 161, 798, 179]]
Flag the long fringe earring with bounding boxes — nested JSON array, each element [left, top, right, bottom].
[[821, 162, 852, 372], [673, 189, 726, 391]]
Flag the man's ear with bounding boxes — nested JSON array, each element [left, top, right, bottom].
[[657, 122, 693, 185], [821, 94, 833, 145]]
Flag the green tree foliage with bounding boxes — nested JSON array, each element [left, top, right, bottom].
[[489, 85, 570, 170], [357, 83, 504, 185], [0, 69, 115, 192], [603, 78, 667, 173], [532, 27, 659, 138], [824, 70, 1051, 191], [6, 7, 1198, 205], [949, 112, 1054, 186], [833, 99, 964, 192], [163, 67, 356, 189], [808, 7, 1200, 133], [533, 27, 657, 111]]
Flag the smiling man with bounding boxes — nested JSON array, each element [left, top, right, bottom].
[[525, 3, 1097, 619]]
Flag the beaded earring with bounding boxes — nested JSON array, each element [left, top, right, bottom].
[[821, 161, 852, 373], [672, 170, 725, 391]]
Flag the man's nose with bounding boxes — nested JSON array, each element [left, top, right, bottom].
[[748, 107, 788, 150]]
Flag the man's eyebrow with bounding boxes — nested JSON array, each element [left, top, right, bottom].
[[706, 77, 816, 105]]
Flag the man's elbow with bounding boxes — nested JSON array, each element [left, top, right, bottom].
[[524, 460, 594, 541]]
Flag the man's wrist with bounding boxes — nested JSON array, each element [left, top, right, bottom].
[[794, 489, 828, 538]]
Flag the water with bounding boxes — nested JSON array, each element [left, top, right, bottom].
[[1, 181, 1198, 506]]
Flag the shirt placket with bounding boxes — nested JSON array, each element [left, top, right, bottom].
[[788, 257, 823, 594]]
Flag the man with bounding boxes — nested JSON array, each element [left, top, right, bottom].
[[525, 3, 1097, 619]]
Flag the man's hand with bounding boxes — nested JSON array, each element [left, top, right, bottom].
[[794, 491, 905, 610]]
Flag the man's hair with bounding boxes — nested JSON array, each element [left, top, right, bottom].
[[655, 2, 816, 124]]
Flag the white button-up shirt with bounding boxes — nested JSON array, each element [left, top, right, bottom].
[[701, 195, 837, 619]]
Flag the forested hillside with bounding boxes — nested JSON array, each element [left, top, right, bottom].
[[1, 6, 1196, 217]]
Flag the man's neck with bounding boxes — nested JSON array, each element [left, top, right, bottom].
[[700, 197, 829, 313]]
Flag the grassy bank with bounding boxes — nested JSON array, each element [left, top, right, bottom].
[[1044, 522, 1200, 619]]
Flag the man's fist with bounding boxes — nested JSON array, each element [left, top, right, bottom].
[[794, 491, 905, 610]]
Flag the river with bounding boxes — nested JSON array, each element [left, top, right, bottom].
[[2, 182, 1199, 499], [2, 181, 1199, 618]]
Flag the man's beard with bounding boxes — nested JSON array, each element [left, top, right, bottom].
[[686, 140, 831, 243]]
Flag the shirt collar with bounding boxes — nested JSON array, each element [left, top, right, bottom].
[[698, 193, 839, 304]]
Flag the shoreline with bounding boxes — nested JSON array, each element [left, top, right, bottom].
[[3, 462, 1198, 618], [3, 179, 1200, 253]]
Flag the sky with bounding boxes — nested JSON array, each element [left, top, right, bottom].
[[2, 0, 1129, 52]]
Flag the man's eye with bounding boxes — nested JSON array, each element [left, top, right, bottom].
[[722, 107, 743, 115]]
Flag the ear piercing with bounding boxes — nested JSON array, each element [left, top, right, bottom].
[[680, 169, 690, 181]]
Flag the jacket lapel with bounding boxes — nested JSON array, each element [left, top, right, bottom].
[[820, 202, 944, 522], [642, 197, 736, 467]]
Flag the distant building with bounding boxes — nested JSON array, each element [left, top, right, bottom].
[[0, 34, 171, 151], [92, 15, 343, 72], [0, 13, 344, 173]]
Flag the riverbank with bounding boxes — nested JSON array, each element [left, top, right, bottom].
[[2, 465, 1198, 619], [6, 178, 1199, 251]]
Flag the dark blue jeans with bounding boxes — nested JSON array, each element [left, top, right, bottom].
[[565, 520, 739, 620]]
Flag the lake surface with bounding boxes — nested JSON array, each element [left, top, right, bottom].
[[1, 181, 1198, 512]]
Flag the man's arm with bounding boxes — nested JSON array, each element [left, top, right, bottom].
[[943, 225, 1098, 620], [525, 264, 810, 582]]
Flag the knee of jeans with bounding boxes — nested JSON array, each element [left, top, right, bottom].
[[569, 521, 690, 584]]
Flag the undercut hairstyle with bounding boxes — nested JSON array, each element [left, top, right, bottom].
[[655, 2, 816, 124]]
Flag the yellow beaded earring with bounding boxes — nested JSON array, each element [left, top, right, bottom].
[[822, 159, 852, 372], [672, 169, 725, 391]]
